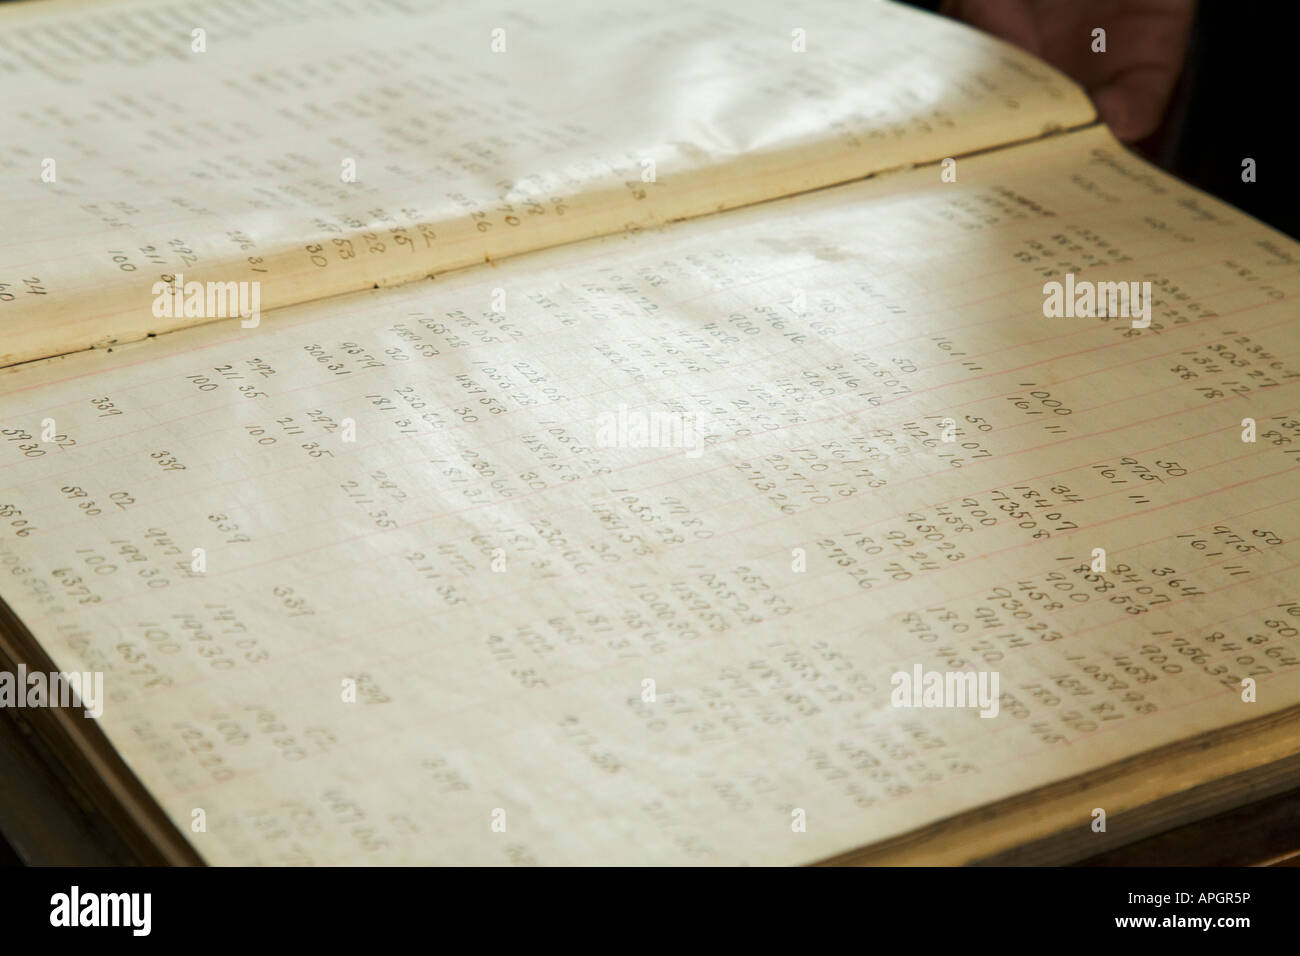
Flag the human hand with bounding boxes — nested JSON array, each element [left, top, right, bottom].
[[940, 0, 1196, 142]]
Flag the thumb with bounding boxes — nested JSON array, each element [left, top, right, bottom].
[[1091, 68, 1175, 142]]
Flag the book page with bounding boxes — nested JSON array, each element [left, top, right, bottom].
[[3, 124, 1298, 866], [0, 0, 1093, 368]]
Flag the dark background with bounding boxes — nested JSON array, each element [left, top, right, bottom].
[[904, 0, 1298, 238]]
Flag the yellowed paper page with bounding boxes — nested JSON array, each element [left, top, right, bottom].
[[3, 125, 1297, 865], [0, 0, 1093, 368]]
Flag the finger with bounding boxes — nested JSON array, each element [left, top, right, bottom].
[[1091, 64, 1180, 141]]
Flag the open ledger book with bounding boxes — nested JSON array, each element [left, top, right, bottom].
[[2, 0, 1299, 866]]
